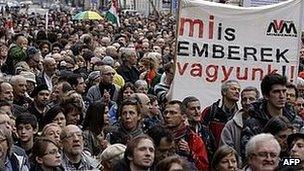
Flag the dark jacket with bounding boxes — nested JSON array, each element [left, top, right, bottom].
[[201, 99, 238, 148], [29, 163, 64, 171], [241, 99, 304, 159], [35, 71, 47, 88], [7, 145, 30, 171], [117, 64, 140, 84]]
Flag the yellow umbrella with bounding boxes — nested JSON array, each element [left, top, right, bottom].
[[73, 11, 103, 20]]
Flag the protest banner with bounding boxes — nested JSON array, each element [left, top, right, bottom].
[[171, 0, 304, 108]]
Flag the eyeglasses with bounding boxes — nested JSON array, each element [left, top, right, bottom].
[[44, 149, 61, 156], [253, 152, 278, 159]]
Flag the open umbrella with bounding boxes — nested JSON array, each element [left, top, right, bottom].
[[73, 11, 103, 20]]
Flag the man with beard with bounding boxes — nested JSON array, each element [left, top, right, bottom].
[[27, 84, 50, 131], [113, 135, 155, 171], [201, 80, 241, 148], [60, 125, 99, 170], [163, 100, 209, 170]]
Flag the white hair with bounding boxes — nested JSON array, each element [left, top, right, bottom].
[[245, 133, 281, 159], [10, 75, 26, 86]]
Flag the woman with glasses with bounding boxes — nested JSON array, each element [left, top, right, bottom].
[[30, 137, 64, 171]]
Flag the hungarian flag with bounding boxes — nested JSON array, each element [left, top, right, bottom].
[[106, 0, 120, 27]]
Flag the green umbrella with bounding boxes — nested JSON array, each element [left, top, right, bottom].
[[73, 11, 103, 20]]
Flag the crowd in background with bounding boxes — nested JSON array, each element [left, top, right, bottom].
[[0, 3, 304, 171]]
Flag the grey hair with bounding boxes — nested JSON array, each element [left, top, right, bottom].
[[10, 75, 26, 86], [245, 133, 281, 159], [221, 80, 240, 94], [134, 80, 148, 89], [241, 86, 260, 99]]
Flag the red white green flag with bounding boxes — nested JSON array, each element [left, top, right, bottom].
[[106, 0, 120, 27]]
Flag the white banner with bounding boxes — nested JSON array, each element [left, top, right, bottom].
[[172, 0, 304, 108]]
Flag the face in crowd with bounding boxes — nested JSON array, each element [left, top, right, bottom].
[[223, 81, 241, 102], [120, 104, 141, 131], [128, 138, 155, 170], [61, 125, 84, 157], [163, 103, 185, 129], [185, 100, 201, 122], [248, 139, 280, 171], [266, 84, 287, 110]]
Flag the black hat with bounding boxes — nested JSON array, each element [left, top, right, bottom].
[[287, 132, 304, 150], [30, 84, 49, 98]]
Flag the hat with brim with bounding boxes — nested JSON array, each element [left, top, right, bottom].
[[287, 133, 304, 149]]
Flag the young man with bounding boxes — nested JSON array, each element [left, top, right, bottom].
[[241, 74, 303, 155], [27, 84, 50, 130], [15, 113, 38, 157], [113, 135, 155, 171]]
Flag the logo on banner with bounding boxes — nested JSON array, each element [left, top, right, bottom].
[[266, 20, 297, 37]]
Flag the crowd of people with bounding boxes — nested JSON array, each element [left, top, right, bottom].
[[0, 3, 304, 171]]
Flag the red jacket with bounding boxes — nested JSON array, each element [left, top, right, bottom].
[[172, 125, 209, 170], [187, 129, 210, 170]]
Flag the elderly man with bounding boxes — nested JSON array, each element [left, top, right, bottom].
[[86, 65, 119, 104], [60, 125, 99, 170], [220, 86, 260, 156], [36, 57, 57, 91], [201, 80, 241, 147], [244, 133, 281, 171], [10, 75, 31, 108], [117, 48, 140, 84], [0, 82, 28, 117]]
